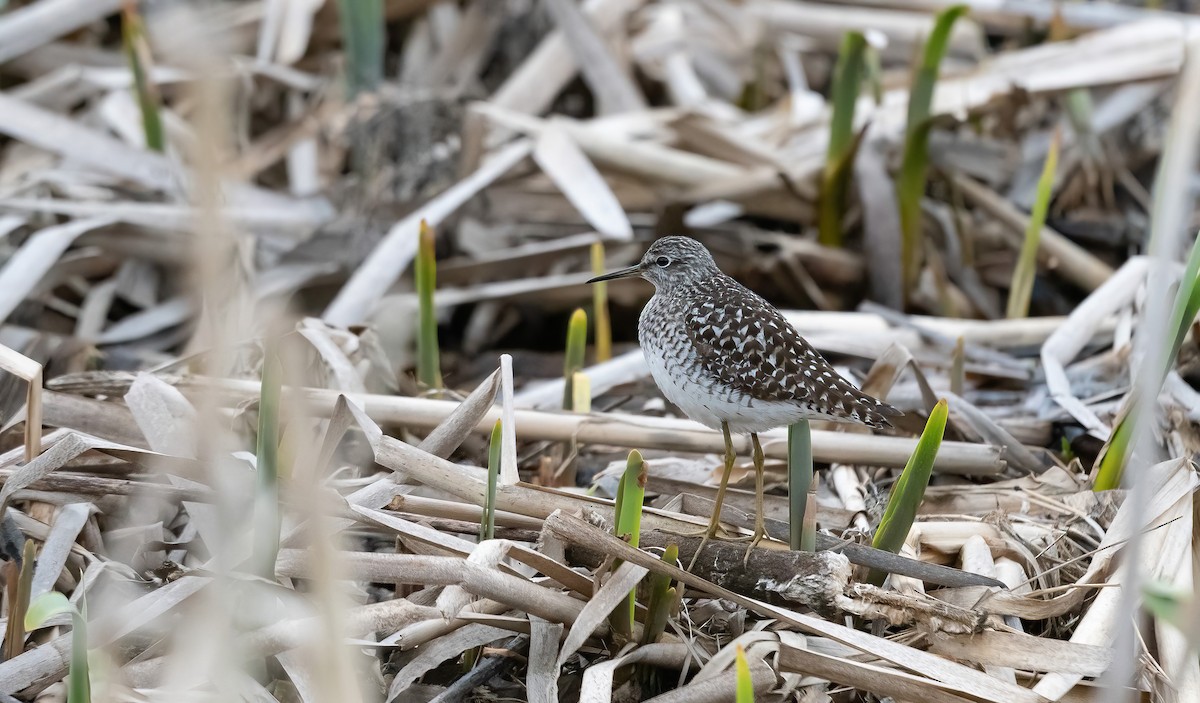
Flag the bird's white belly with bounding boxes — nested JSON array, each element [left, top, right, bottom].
[[642, 343, 810, 435]]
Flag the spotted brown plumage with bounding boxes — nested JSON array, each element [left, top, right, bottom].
[[587, 235, 901, 567], [631, 237, 900, 434]]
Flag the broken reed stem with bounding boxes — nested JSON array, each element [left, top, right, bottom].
[[181, 377, 1008, 475], [275, 550, 588, 628]]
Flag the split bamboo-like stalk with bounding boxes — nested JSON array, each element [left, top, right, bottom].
[[182, 377, 1006, 475]]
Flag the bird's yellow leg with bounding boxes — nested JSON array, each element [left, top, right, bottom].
[[687, 421, 736, 571], [743, 433, 768, 566]]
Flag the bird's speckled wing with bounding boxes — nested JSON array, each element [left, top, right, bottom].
[[682, 275, 900, 427]]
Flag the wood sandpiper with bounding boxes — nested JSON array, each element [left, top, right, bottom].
[[588, 236, 901, 567]]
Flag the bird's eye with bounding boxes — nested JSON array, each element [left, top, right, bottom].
[[655, 256, 671, 268]]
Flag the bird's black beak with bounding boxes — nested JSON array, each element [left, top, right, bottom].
[[587, 264, 641, 284]]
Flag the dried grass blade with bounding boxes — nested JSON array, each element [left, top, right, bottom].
[[542, 0, 645, 114], [0, 0, 123, 64], [386, 623, 513, 700], [557, 560, 648, 669], [351, 505, 477, 558], [95, 296, 192, 345], [0, 217, 114, 325], [491, 0, 639, 114], [0, 344, 43, 463], [1041, 257, 1148, 438], [578, 644, 690, 702], [534, 126, 633, 240], [527, 616, 563, 703], [779, 643, 976, 703], [31, 503, 90, 598], [297, 321, 367, 394], [855, 126, 905, 309], [124, 372, 197, 457]]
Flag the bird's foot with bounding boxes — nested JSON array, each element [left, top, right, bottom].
[[686, 530, 714, 572], [742, 526, 768, 566]]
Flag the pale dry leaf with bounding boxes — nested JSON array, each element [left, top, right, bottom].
[[556, 560, 648, 669], [386, 623, 513, 701], [124, 372, 198, 457], [0, 216, 114, 324], [30, 502, 91, 598], [527, 615, 563, 703]]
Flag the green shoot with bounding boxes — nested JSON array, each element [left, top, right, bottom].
[[896, 5, 969, 291], [1162, 231, 1200, 379], [591, 242, 613, 362], [252, 344, 283, 580], [1060, 436, 1076, 463], [1007, 129, 1060, 319], [1095, 230, 1200, 490], [863, 39, 884, 105], [869, 398, 949, 585], [121, 3, 164, 153], [818, 31, 868, 248], [609, 449, 646, 637], [335, 0, 384, 97], [562, 308, 588, 410], [735, 644, 754, 703], [27, 592, 90, 703], [787, 420, 815, 551], [479, 420, 502, 542], [3, 540, 34, 660], [71, 601, 90, 703], [1093, 414, 1133, 492], [416, 220, 443, 394], [640, 544, 677, 646], [25, 592, 70, 633]]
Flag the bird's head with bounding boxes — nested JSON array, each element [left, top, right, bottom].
[[587, 236, 720, 292]]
